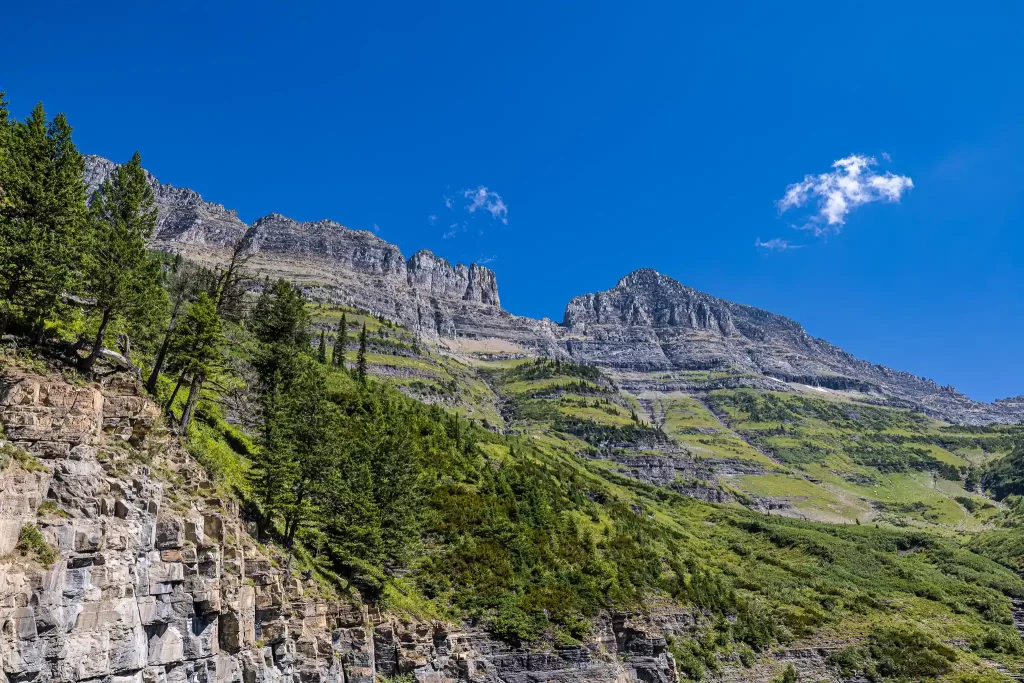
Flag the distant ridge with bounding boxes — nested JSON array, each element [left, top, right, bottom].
[[82, 156, 1024, 425]]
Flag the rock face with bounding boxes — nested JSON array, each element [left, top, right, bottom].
[[241, 214, 408, 279], [561, 269, 1024, 425], [82, 157, 506, 339], [406, 251, 500, 307], [83, 155, 249, 250], [80, 157, 1024, 424]]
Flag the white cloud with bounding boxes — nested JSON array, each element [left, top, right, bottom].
[[756, 237, 801, 252], [437, 185, 509, 239], [463, 186, 508, 224], [477, 255, 496, 265], [443, 222, 464, 239], [777, 154, 913, 234], [372, 223, 381, 233]]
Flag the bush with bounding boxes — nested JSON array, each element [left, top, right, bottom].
[[0, 442, 47, 472], [16, 524, 58, 567], [771, 664, 798, 683]]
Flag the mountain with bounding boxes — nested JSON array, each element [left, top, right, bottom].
[[82, 155, 1023, 425]]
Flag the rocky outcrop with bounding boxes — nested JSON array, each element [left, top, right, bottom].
[[241, 215, 408, 279], [82, 156, 511, 340], [406, 251, 500, 307]]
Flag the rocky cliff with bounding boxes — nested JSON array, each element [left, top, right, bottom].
[[80, 157, 1023, 425], [83, 156, 249, 251], [82, 158, 503, 337], [561, 269, 1024, 425], [0, 370, 852, 683]]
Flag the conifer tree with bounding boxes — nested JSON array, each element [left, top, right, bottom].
[[165, 292, 224, 433], [333, 313, 348, 368], [249, 278, 310, 393], [317, 329, 327, 364], [146, 258, 216, 394], [0, 91, 11, 209], [79, 151, 161, 373], [0, 103, 87, 337], [356, 322, 368, 383], [214, 238, 252, 322]]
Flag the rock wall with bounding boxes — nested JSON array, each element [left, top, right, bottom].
[[83, 155, 249, 250]]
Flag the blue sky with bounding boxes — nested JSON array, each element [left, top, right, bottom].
[[3, 2, 1022, 401]]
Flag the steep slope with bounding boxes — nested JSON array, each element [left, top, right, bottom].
[[0, 370, 696, 683], [83, 155, 249, 251]]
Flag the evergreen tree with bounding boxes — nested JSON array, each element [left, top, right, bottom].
[[146, 258, 217, 394], [333, 313, 347, 368], [0, 103, 87, 337], [0, 91, 11, 210], [249, 278, 310, 392], [356, 322, 368, 383], [164, 292, 224, 433], [79, 151, 161, 373], [214, 238, 252, 322], [317, 329, 327, 364]]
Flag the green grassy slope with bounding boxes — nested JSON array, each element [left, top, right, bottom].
[[182, 309, 1024, 681]]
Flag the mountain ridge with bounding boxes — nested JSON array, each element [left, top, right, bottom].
[[82, 155, 1023, 425]]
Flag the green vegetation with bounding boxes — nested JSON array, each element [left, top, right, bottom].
[[0, 441, 47, 472], [827, 625, 958, 681], [15, 523, 57, 567]]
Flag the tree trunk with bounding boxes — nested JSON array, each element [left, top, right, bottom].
[[164, 370, 187, 415], [79, 308, 112, 374], [179, 371, 205, 435], [146, 299, 184, 394], [31, 316, 45, 346]]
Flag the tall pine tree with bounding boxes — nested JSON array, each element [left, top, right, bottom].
[[333, 313, 347, 368], [356, 322, 368, 383], [164, 292, 224, 433], [79, 151, 162, 373], [317, 329, 327, 364], [0, 103, 87, 337]]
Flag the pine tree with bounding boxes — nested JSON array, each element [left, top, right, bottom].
[[356, 322, 368, 383], [333, 313, 348, 368], [214, 238, 252, 322], [317, 329, 327, 364], [146, 258, 217, 394], [0, 103, 87, 337], [0, 91, 11, 210], [249, 278, 310, 392], [79, 151, 161, 373], [165, 292, 224, 433]]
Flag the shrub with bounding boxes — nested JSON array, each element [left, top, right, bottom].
[[0, 442, 47, 472], [16, 524, 58, 567]]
